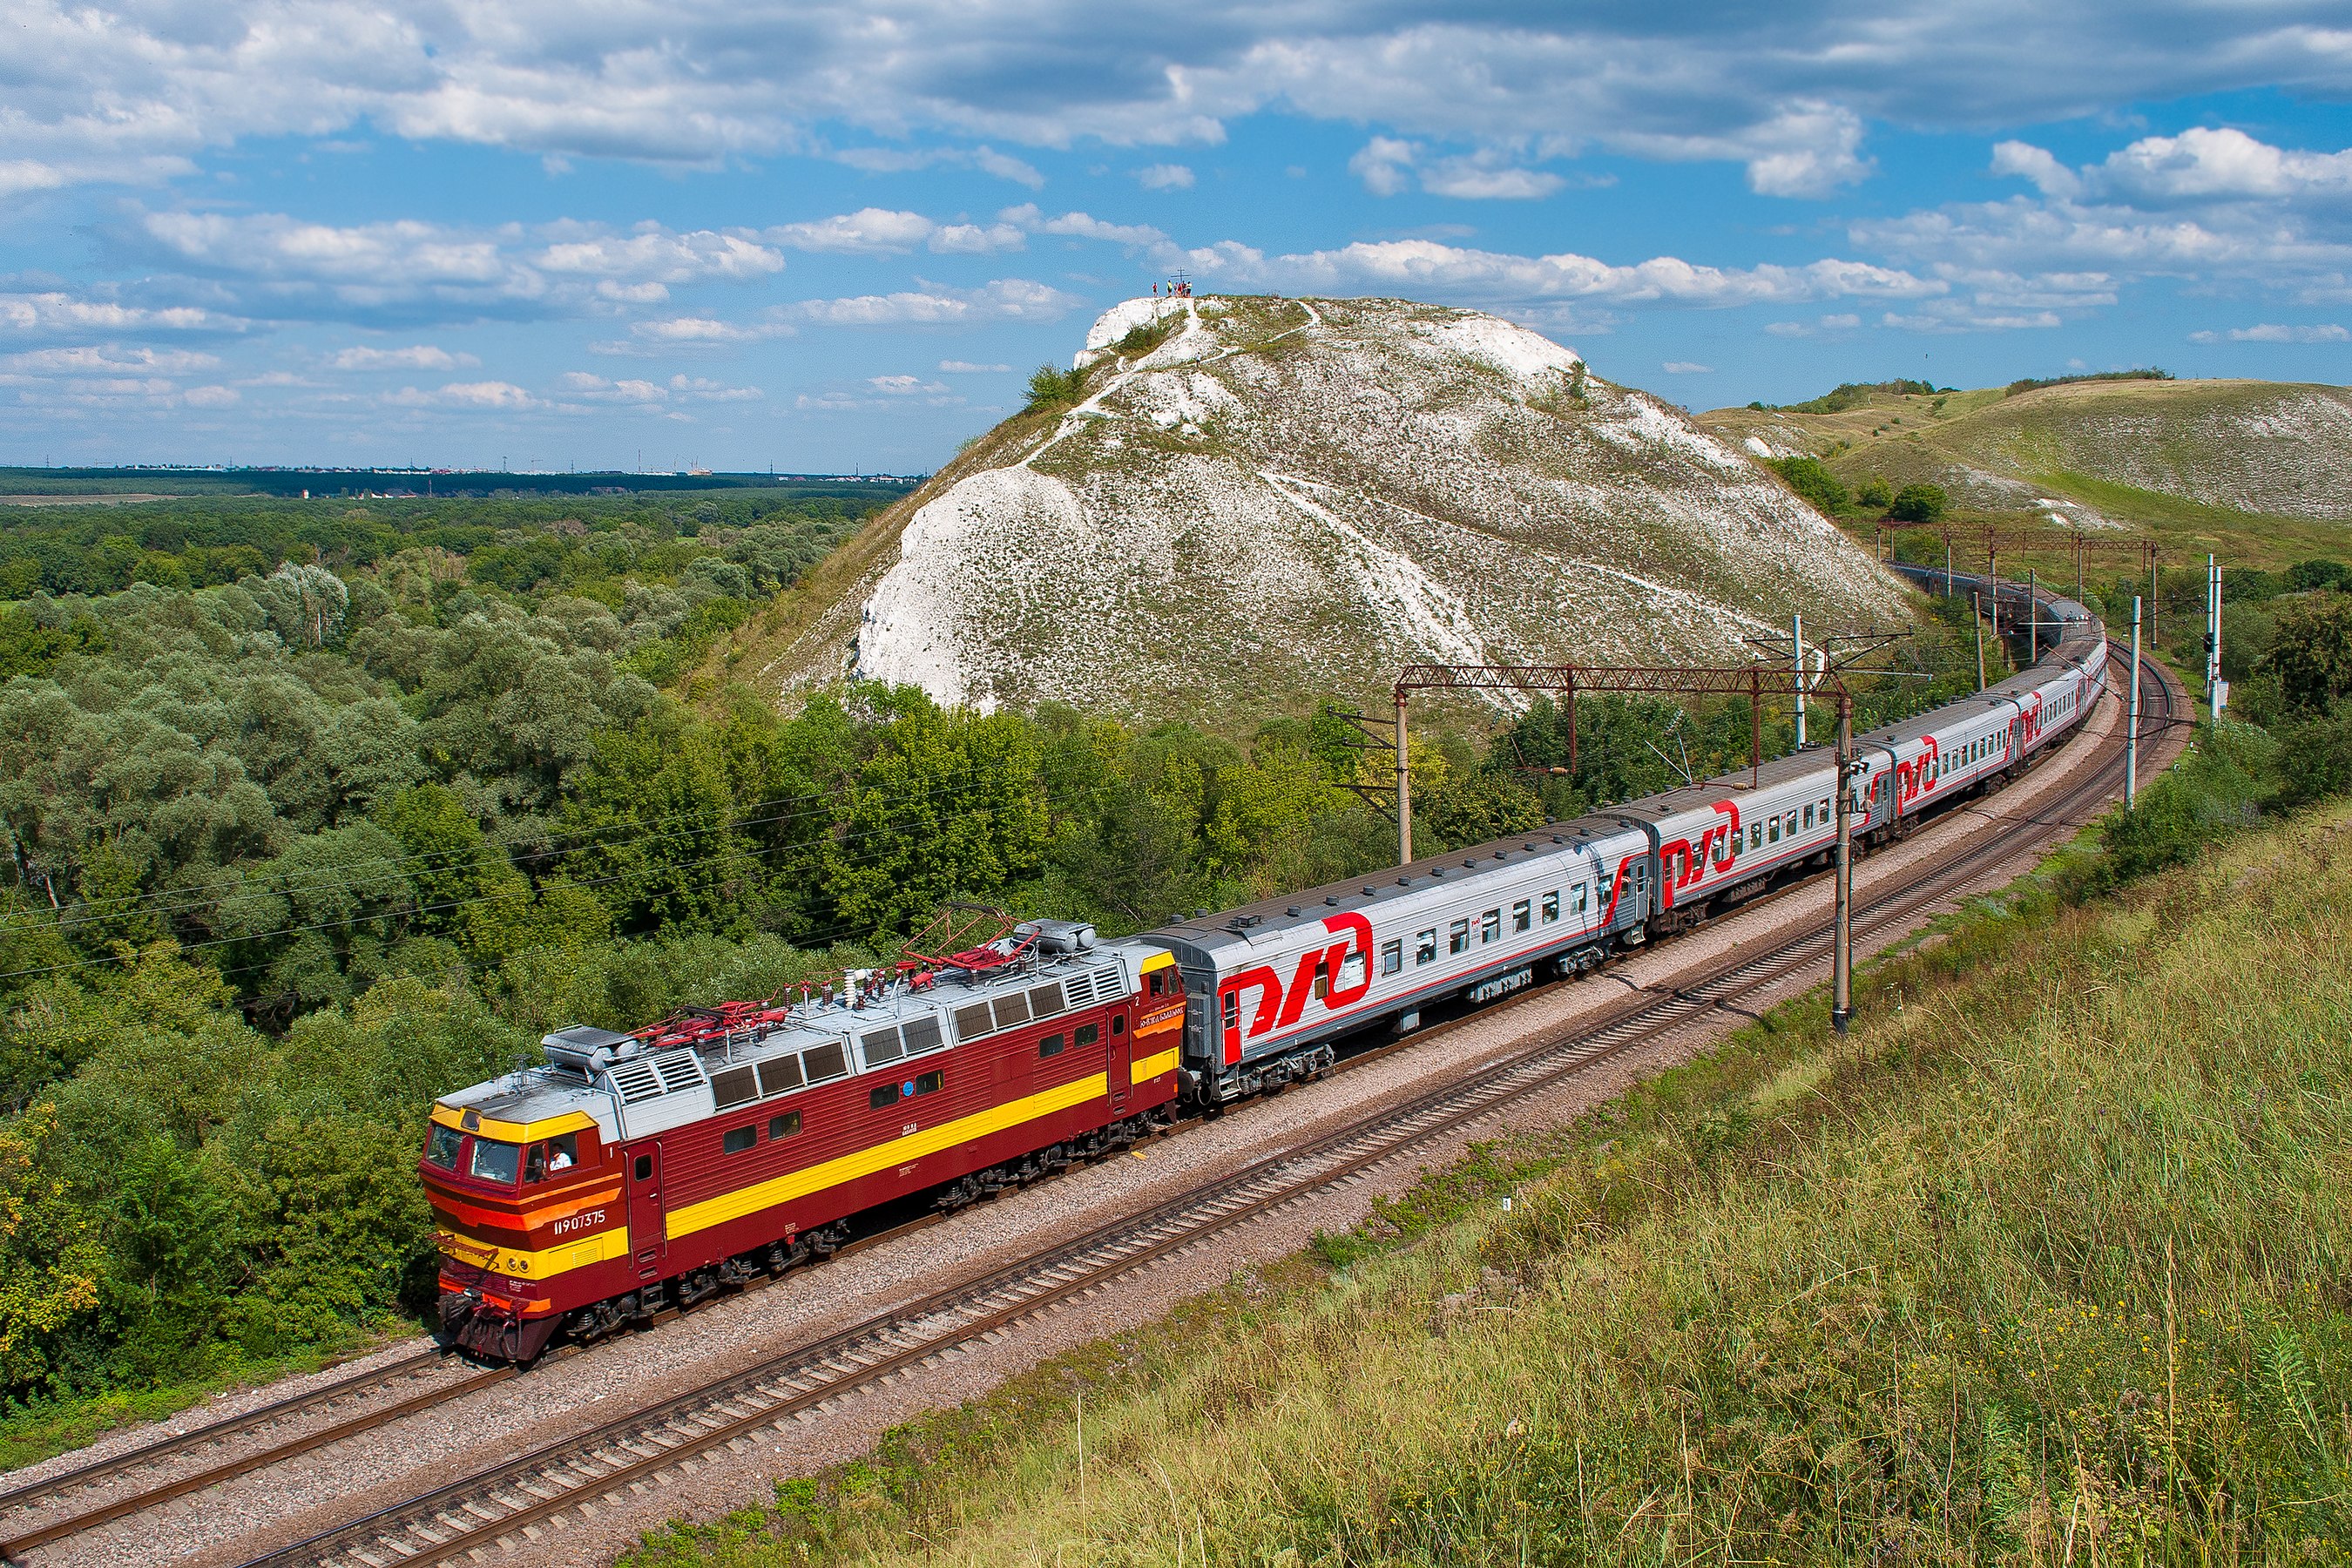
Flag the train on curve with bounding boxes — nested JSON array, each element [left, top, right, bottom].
[[424, 575, 2107, 1360]]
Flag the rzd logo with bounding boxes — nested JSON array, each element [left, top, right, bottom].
[[1218, 914, 1373, 1064]]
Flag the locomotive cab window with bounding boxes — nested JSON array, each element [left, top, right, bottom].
[[723, 1125, 757, 1153], [524, 1132, 578, 1182], [469, 1138, 521, 1186], [425, 1124, 463, 1171], [1112, 1016, 1125, 1036], [633, 1154, 653, 1181]]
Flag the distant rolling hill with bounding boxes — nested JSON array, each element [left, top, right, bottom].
[[711, 294, 1909, 727], [1700, 376, 2352, 548]]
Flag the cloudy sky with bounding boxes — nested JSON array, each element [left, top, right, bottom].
[[3, 3, 2349, 473]]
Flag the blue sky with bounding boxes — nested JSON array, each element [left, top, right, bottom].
[[3, 3, 2347, 473]]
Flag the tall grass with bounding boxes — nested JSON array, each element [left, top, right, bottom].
[[631, 801, 2352, 1567]]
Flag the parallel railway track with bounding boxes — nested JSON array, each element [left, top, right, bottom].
[[2, 643, 2181, 1568]]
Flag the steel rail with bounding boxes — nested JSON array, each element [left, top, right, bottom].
[[216, 648, 2180, 1568], [0, 1347, 458, 1533]]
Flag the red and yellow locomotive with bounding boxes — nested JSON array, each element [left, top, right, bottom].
[[422, 921, 1184, 1360]]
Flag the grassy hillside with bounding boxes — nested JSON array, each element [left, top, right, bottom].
[[628, 755, 2352, 1566], [1700, 376, 2352, 578]]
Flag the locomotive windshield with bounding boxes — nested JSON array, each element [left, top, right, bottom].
[[424, 1124, 462, 1170], [468, 1137, 522, 1186]]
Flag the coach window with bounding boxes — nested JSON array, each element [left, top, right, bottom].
[[768, 1112, 801, 1140], [1416, 929, 1437, 965], [1767, 817, 1781, 845], [1511, 899, 1531, 934], [1748, 823, 1762, 851], [1820, 798, 1830, 821], [1380, 938, 1402, 976], [1573, 883, 1590, 914], [1541, 890, 1559, 923], [1801, 803, 1814, 830], [1784, 811, 1798, 836], [723, 1125, 757, 1153], [1220, 990, 1240, 1034], [1449, 919, 1471, 955], [1038, 1032, 1067, 1058], [1076, 1023, 1101, 1048], [1480, 909, 1502, 943], [1311, 956, 1331, 1000]]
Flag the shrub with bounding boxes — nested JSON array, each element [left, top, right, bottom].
[[1023, 364, 1090, 413], [1767, 456, 1848, 516], [1856, 475, 1893, 510], [1887, 482, 1949, 524]]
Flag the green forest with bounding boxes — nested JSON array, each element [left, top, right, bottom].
[[0, 491, 2346, 1455]]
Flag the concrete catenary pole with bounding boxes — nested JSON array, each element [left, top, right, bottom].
[[1791, 612, 1807, 750], [2126, 595, 2142, 810], [1394, 688, 1412, 866], [1832, 689, 1855, 1035], [2207, 554, 2224, 721], [1973, 592, 1987, 692]]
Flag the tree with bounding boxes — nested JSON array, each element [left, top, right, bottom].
[[1421, 767, 1544, 848], [2262, 591, 2352, 714], [1888, 483, 1949, 524], [1856, 476, 1894, 510]]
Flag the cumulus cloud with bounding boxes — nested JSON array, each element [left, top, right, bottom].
[[1230, 238, 1939, 307], [1349, 139, 1563, 199], [1865, 125, 2352, 308], [1764, 312, 1862, 337], [785, 278, 1081, 326], [557, 369, 763, 404], [131, 211, 791, 321], [387, 379, 538, 409], [2188, 322, 2349, 343], [4, 344, 221, 374], [1134, 163, 1195, 191], [0, 291, 243, 339], [328, 343, 478, 370], [868, 374, 950, 394]]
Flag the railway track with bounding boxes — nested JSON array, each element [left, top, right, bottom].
[[0, 645, 2180, 1568]]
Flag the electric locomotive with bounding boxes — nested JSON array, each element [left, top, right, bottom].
[[424, 919, 1184, 1360]]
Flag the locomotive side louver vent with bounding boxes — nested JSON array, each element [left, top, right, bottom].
[[653, 1051, 704, 1093], [1062, 970, 1101, 1008], [607, 1058, 666, 1104]]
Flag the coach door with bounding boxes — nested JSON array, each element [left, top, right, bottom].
[[627, 1141, 666, 1278]]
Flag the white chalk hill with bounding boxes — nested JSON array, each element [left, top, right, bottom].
[[756, 295, 1909, 721]]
